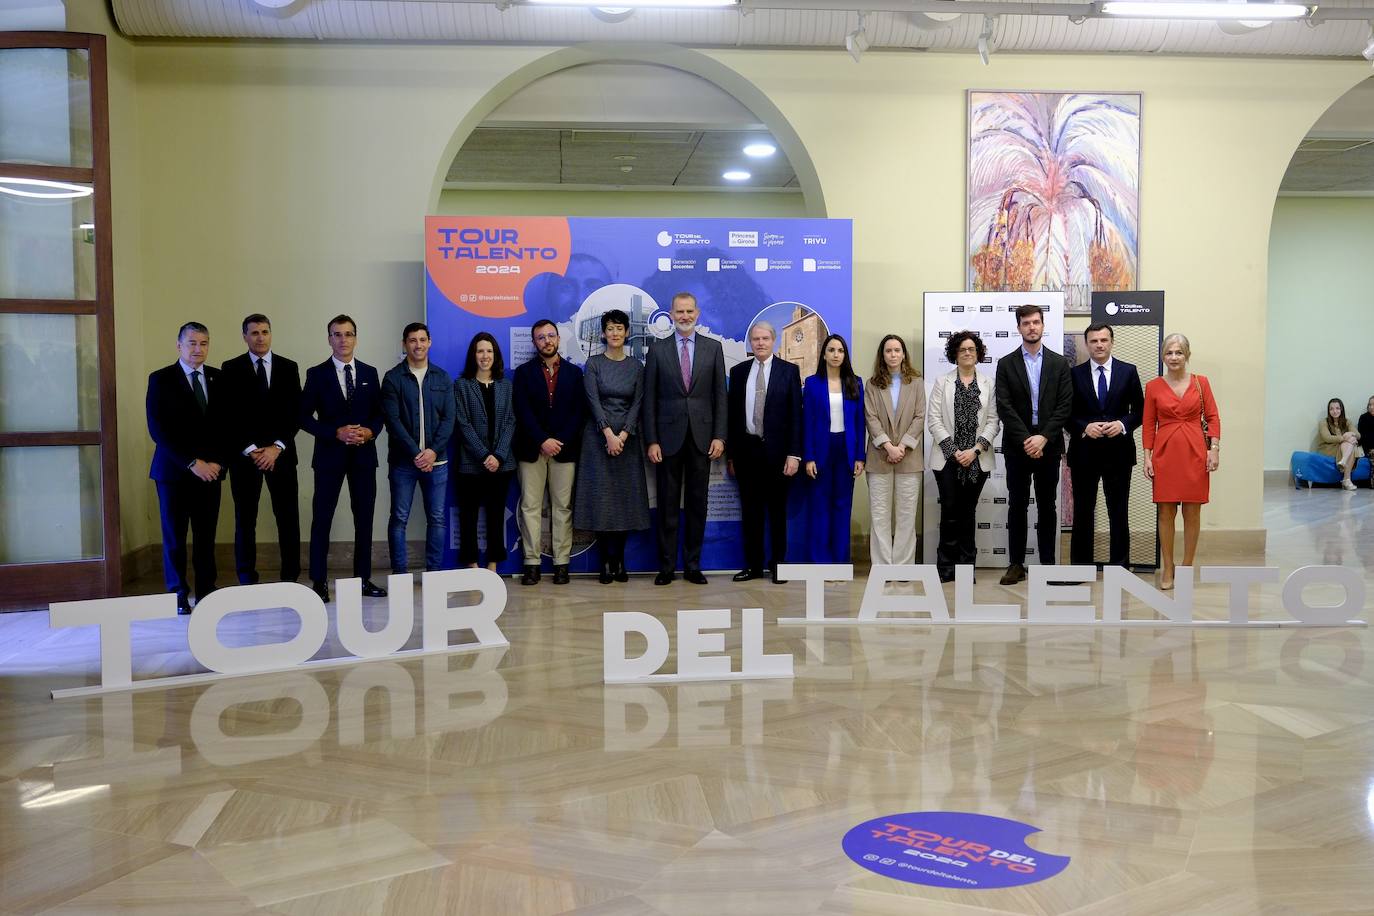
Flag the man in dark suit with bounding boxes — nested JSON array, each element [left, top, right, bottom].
[[642, 292, 728, 585], [1067, 322, 1145, 568], [994, 303, 1073, 585], [146, 321, 225, 615], [511, 319, 584, 586], [220, 313, 301, 585], [727, 320, 801, 584], [299, 314, 387, 602]]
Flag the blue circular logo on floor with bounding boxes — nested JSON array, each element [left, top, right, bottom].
[[842, 811, 1070, 889]]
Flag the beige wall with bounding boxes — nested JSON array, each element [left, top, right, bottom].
[[439, 188, 807, 218], [59, 9, 1368, 556]]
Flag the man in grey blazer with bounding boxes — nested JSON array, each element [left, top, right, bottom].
[[994, 304, 1073, 585], [642, 292, 727, 585]]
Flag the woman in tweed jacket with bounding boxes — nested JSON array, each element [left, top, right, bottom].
[[454, 332, 516, 570]]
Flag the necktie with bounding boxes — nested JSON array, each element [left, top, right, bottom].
[[344, 364, 355, 403], [679, 337, 692, 391], [190, 370, 207, 413], [255, 357, 268, 393], [752, 361, 766, 436], [1096, 365, 1108, 410]]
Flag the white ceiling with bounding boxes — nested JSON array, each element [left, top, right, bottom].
[[110, 0, 1374, 59], [1281, 78, 1374, 194]]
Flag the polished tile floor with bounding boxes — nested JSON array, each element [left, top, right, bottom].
[[2, 483, 1372, 914]]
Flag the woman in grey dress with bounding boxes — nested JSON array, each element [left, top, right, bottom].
[[574, 309, 650, 583]]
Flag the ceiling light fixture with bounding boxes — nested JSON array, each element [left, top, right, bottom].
[[743, 142, 776, 158], [590, 6, 635, 22], [845, 12, 870, 63], [722, 170, 751, 181], [528, 0, 737, 8], [1099, 1, 1308, 20], [0, 177, 94, 200], [1362, 23, 1374, 62], [977, 15, 995, 65]]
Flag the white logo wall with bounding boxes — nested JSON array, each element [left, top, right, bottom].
[[921, 292, 1066, 566]]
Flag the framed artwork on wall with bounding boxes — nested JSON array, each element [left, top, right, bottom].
[[967, 91, 1141, 315]]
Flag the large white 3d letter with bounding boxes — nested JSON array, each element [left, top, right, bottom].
[[1282, 565, 1367, 625], [187, 583, 328, 674], [777, 564, 853, 621], [337, 573, 415, 657], [49, 593, 178, 689], [421, 569, 508, 650], [859, 565, 948, 621], [604, 612, 670, 682]]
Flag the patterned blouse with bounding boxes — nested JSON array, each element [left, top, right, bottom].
[[940, 375, 991, 483]]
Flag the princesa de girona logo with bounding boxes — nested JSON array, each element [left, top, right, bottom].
[[425, 217, 571, 319]]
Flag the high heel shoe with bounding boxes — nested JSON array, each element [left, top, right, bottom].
[[1159, 570, 1175, 591]]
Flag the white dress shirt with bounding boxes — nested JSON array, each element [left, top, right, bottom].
[[179, 359, 208, 402], [828, 391, 844, 433], [332, 356, 356, 398], [1087, 356, 1125, 437], [242, 352, 288, 456]]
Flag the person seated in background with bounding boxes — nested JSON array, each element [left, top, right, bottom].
[[1314, 397, 1360, 491], [1359, 396, 1374, 490]]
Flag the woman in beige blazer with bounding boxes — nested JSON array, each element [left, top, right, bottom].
[[864, 335, 925, 565], [927, 331, 1001, 582]]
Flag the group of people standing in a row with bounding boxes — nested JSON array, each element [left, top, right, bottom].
[[1315, 395, 1374, 490], [147, 296, 1221, 614]]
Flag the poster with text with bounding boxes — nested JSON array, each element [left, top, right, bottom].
[[426, 216, 853, 574]]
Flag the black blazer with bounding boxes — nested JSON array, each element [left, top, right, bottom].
[[1067, 358, 1145, 468], [511, 356, 585, 464], [219, 352, 301, 466], [994, 345, 1074, 454], [299, 358, 384, 471], [727, 358, 802, 467], [642, 333, 728, 455], [146, 362, 227, 482]]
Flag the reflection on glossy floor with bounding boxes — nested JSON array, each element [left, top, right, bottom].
[[2, 483, 1372, 915]]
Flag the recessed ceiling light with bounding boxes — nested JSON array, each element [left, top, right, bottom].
[[742, 143, 776, 158], [0, 177, 94, 199], [1100, 1, 1307, 19], [613, 154, 638, 161], [722, 170, 751, 181]]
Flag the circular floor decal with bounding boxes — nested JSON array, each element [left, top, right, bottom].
[[842, 811, 1070, 889]]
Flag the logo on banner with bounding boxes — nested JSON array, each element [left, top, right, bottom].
[[729, 230, 759, 248], [842, 812, 1071, 890], [425, 217, 570, 319]]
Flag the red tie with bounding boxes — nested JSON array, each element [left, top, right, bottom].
[[679, 337, 692, 391]]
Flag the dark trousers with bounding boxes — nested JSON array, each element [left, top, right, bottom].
[[229, 458, 300, 583], [309, 460, 376, 585], [155, 477, 221, 601], [457, 470, 513, 565], [1069, 458, 1132, 566], [1004, 443, 1061, 565], [656, 439, 710, 573], [734, 434, 790, 572], [934, 462, 987, 574]]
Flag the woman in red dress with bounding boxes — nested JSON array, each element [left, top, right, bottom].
[[1142, 333, 1220, 589]]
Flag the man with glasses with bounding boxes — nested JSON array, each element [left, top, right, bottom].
[[512, 319, 585, 585]]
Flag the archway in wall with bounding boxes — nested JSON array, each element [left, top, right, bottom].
[[1264, 75, 1374, 492]]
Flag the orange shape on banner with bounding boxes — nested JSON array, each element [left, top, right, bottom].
[[425, 217, 572, 319]]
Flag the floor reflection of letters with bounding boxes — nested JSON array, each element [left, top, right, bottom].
[[604, 680, 795, 751], [52, 646, 509, 789]]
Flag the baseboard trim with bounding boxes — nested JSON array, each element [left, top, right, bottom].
[[121, 542, 423, 590]]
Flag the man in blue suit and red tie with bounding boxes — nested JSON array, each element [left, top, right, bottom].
[[299, 314, 387, 602], [147, 321, 227, 615], [1067, 322, 1145, 568]]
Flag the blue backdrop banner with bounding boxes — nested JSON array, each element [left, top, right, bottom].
[[425, 216, 853, 574]]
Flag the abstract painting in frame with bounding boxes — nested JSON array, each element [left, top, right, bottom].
[[968, 91, 1141, 314]]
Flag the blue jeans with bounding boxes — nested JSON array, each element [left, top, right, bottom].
[[388, 462, 449, 573]]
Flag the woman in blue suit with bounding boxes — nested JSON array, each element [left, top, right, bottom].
[[803, 334, 866, 563]]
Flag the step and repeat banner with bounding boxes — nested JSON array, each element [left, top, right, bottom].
[[921, 291, 1065, 567], [425, 217, 853, 573]]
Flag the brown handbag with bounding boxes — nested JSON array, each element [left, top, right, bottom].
[[1193, 375, 1212, 451]]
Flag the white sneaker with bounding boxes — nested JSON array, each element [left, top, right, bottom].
[[1342, 479, 1356, 490]]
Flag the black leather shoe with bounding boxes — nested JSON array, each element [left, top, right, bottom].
[[521, 565, 541, 586], [654, 571, 674, 586], [999, 563, 1026, 586], [360, 580, 388, 598], [599, 564, 614, 585], [176, 594, 192, 616], [733, 569, 762, 582], [684, 570, 708, 585], [312, 582, 330, 603], [552, 565, 570, 585], [614, 563, 629, 583], [238, 572, 260, 586], [770, 569, 783, 585], [938, 569, 955, 583]]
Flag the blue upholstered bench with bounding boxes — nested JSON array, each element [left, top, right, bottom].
[[1290, 451, 1372, 488]]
